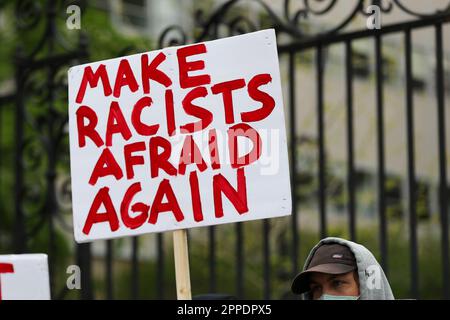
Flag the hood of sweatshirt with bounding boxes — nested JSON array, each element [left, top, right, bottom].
[[299, 237, 394, 300]]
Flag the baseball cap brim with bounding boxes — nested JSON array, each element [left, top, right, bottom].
[[291, 263, 356, 294]]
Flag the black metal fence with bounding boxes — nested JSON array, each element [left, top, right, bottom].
[[278, 11, 450, 299], [0, 0, 449, 300]]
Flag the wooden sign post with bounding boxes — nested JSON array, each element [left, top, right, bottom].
[[68, 29, 291, 299], [173, 229, 192, 299]]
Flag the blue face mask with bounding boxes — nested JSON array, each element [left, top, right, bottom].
[[318, 294, 360, 300]]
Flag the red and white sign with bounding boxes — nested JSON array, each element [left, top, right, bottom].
[[0, 254, 50, 300], [68, 29, 291, 243]]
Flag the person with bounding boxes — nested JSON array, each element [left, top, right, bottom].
[[291, 237, 394, 300]]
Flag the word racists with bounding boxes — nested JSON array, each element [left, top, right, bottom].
[[68, 29, 291, 243]]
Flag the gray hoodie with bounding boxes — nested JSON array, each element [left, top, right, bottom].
[[302, 237, 395, 300]]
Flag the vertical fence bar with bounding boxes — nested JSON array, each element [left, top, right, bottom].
[[235, 222, 244, 298], [157, 233, 164, 299], [0, 100, 9, 251], [0, 98, 12, 251], [74, 30, 91, 301], [435, 23, 449, 300], [288, 51, 299, 274], [46, 2, 57, 299], [13, 49, 26, 254], [375, 33, 388, 274], [263, 219, 271, 299], [209, 226, 216, 293], [345, 40, 356, 242], [316, 44, 327, 238], [0, 102, 3, 250], [404, 28, 419, 299], [46, 64, 57, 299], [77, 243, 92, 299], [131, 237, 139, 299], [106, 240, 113, 299], [0, 100, 12, 249]]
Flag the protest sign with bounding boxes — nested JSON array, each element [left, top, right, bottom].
[[68, 29, 291, 298], [68, 28, 291, 242], [0, 254, 50, 300]]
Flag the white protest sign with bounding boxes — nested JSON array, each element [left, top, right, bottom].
[[68, 29, 291, 243], [0, 254, 50, 300]]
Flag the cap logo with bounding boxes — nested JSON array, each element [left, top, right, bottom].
[[332, 254, 343, 259]]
